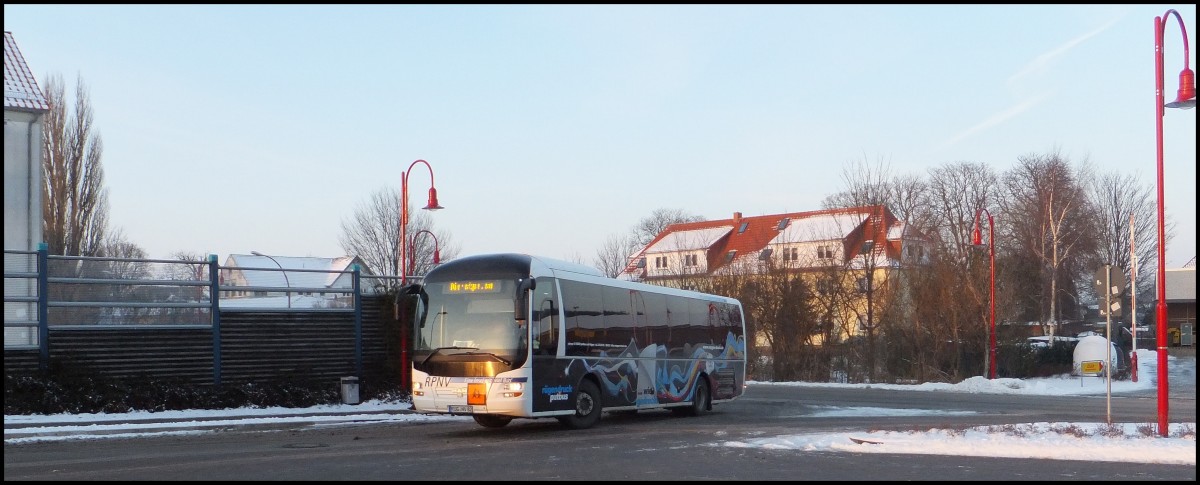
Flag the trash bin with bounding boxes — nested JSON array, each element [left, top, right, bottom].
[[339, 376, 360, 405]]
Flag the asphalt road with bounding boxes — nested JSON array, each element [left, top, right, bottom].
[[4, 381, 1194, 481]]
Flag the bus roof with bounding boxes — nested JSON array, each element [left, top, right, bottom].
[[436, 253, 741, 306]]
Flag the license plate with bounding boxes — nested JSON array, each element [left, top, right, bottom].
[[448, 405, 472, 414]]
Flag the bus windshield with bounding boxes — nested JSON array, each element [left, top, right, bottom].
[[416, 278, 525, 356]]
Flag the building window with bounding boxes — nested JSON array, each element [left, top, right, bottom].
[[759, 248, 773, 260], [738, 221, 749, 234], [817, 245, 834, 259], [655, 256, 667, 269], [861, 240, 874, 254], [781, 247, 798, 262], [684, 254, 699, 266], [857, 277, 871, 293], [725, 250, 737, 262]]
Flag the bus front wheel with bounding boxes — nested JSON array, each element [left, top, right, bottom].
[[558, 380, 602, 430], [473, 414, 513, 428]]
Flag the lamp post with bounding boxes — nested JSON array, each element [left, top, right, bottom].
[[398, 159, 444, 285], [408, 229, 441, 277], [1153, 9, 1195, 437], [972, 208, 996, 380], [251, 251, 291, 309], [397, 159, 443, 391]]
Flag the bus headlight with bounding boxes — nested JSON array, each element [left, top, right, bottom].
[[502, 382, 523, 398], [412, 381, 424, 396]]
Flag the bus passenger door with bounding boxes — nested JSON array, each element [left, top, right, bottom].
[[533, 277, 559, 357], [530, 277, 574, 414]]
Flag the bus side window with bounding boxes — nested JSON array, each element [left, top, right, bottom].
[[535, 277, 559, 356]]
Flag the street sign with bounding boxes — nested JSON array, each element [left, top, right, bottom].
[[1099, 300, 1122, 318], [1093, 265, 1126, 317], [1081, 360, 1104, 375]]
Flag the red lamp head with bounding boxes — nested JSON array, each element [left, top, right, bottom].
[[971, 225, 983, 246], [1166, 67, 1196, 109], [433, 249, 441, 264], [424, 187, 444, 210]]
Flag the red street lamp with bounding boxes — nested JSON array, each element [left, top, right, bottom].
[[399, 159, 444, 285], [1153, 9, 1195, 437], [972, 209, 997, 380], [398, 159, 443, 390], [408, 229, 441, 277]]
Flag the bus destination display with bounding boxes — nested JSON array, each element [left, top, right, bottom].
[[446, 280, 501, 294]]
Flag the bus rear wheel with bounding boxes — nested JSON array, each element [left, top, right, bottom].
[[472, 414, 513, 428], [672, 377, 709, 417], [558, 380, 602, 430]]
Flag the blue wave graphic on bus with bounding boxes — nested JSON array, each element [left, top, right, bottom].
[[573, 331, 746, 406]]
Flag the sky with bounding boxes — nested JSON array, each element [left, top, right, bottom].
[[3, 5, 1196, 269], [4, 349, 1194, 466]]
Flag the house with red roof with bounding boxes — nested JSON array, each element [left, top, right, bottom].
[[619, 205, 931, 346], [620, 205, 929, 283]]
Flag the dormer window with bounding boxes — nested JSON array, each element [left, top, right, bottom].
[[776, 218, 790, 230], [725, 250, 737, 262], [738, 221, 749, 234], [759, 248, 773, 260]]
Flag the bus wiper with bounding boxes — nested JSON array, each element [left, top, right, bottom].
[[420, 346, 478, 367], [461, 351, 511, 366]]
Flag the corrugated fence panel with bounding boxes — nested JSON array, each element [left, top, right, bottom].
[[4, 349, 39, 375], [4, 295, 403, 389], [219, 310, 356, 385], [360, 296, 400, 385], [47, 328, 215, 384]]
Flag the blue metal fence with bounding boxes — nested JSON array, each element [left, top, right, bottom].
[[3, 247, 408, 384]]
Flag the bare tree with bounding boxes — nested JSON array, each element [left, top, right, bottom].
[[1087, 169, 1163, 326], [96, 230, 150, 281], [593, 232, 639, 278], [888, 173, 932, 236], [920, 161, 998, 377], [821, 156, 893, 210], [41, 73, 109, 257], [338, 186, 458, 279], [823, 159, 904, 382], [926, 161, 996, 261], [1001, 151, 1099, 337], [632, 208, 705, 247], [598, 208, 706, 280]]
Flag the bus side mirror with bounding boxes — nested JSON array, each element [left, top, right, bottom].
[[515, 278, 536, 320], [399, 283, 427, 328]]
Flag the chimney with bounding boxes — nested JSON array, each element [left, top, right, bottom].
[[733, 211, 742, 223]]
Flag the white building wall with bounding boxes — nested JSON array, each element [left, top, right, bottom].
[[4, 110, 43, 347], [3, 109, 43, 252]]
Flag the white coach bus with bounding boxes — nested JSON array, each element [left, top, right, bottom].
[[409, 253, 747, 429]]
